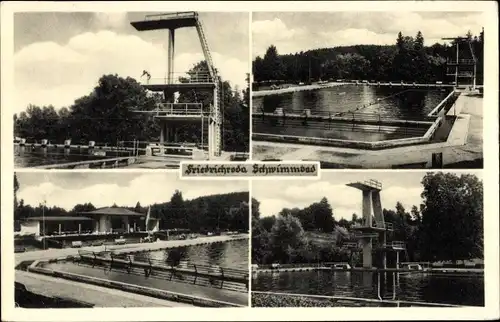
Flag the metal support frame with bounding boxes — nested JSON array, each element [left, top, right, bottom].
[[131, 12, 222, 159], [442, 36, 477, 88]]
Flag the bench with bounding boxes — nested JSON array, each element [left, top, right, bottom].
[[71, 241, 83, 248], [114, 238, 126, 245], [14, 245, 26, 253]]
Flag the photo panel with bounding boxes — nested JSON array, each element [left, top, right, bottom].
[[251, 170, 485, 307], [13, 172, 250, 308], [13, 11, 250, 170], [251, 11, 484, 169], [2, 1, 499, 322]]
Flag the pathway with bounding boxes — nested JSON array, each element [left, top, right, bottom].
[[14, 235, 249, 307], [16, 270, 192, 307]]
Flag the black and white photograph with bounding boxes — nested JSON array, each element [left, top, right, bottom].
[[251, 171, 484, 307], [1, 1, 499, 321], [13, 172, 250, 307], [251, 12, 484, 169], [13, 11, 250, 169]]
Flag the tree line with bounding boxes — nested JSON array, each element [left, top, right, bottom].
[[14, 173, 249, 233], [253, 29, 484, 85], [14, 61, 250, 153], [252, 172, 483, 265]]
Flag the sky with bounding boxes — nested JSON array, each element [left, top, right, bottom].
[[252, 11, 485, 57], [252, 171, 483, 220], [16, 172, 249, 210], [14, 12, 249, 113]]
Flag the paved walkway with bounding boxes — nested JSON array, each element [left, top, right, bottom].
[[43, 262, 248, 305], [16, 270, 191, 307], [252, 95, 482, 168], [14, 235, 249, 307]]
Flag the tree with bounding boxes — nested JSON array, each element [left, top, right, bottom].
[[269, 212, 307, 263], [252, 217, 272, 264], [14, 173, 21, 229], [262, 45, 286, 81], [260, 216, 276, 232], [310, 197, 335, 232], [14, 173, 19, 209], [251, 198, 261, 220], [71, 203, 96, 213], [252, 29, 481, 84], [165, 190, 187, 229], [419, 172, 483, 261], [134, 201, 143, 214], [410, 205, 422, 223], [67, 74, 159, 144], [414, 31, 424, 52]]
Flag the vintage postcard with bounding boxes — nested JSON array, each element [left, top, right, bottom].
[[1, 1, 498, 322]]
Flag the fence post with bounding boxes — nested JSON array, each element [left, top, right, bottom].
[[377, 272, 382, 301], [108, 253, 114, 273], [92, 251, 97, 268], [193, 264, 198, 284], [127, 255, 132, 274], [392, 272, 396, 300], [220, 267, 225, 289]]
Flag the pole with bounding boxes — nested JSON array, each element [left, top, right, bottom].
[[42, 200, 46, 248], [221, 79, 224, 152], [455, 42, 459, 86], [473, 61, 477, 90]]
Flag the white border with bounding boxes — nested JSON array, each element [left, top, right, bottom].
[[2, 1, 499, 321]]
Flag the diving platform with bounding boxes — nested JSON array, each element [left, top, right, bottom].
[[130, 12, 198, 31], [379, 241, 406, 251], [133, 103, 210, 121], [351, 221, 394, 232], [447, 59, 476, 65], [142, 82, 215, 92], [140, 72, 215, 92], [346, 179, 382, 192]]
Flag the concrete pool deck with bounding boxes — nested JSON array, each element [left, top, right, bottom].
[[16, 270, 191, 307], [252, 94, 482, 168], [14, 234, 249, 307], [252, 82, 349, 97]]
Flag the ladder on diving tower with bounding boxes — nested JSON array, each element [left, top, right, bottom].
[[195, 17, 222, 156]]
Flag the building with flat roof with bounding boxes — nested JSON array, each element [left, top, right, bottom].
[[20, 216, 94, 236], [19, 206, 161, 236], [79, 207, 146, 233]]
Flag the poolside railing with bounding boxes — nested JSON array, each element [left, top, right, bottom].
[[75, 250, 248, 292]]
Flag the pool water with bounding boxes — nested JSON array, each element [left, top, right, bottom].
[[252, 270, 484, 306]]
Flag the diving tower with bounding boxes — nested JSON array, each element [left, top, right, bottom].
[[345, 179, 405, 269], [442, 35, 477, 89], [131, 11, 222, 158]]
